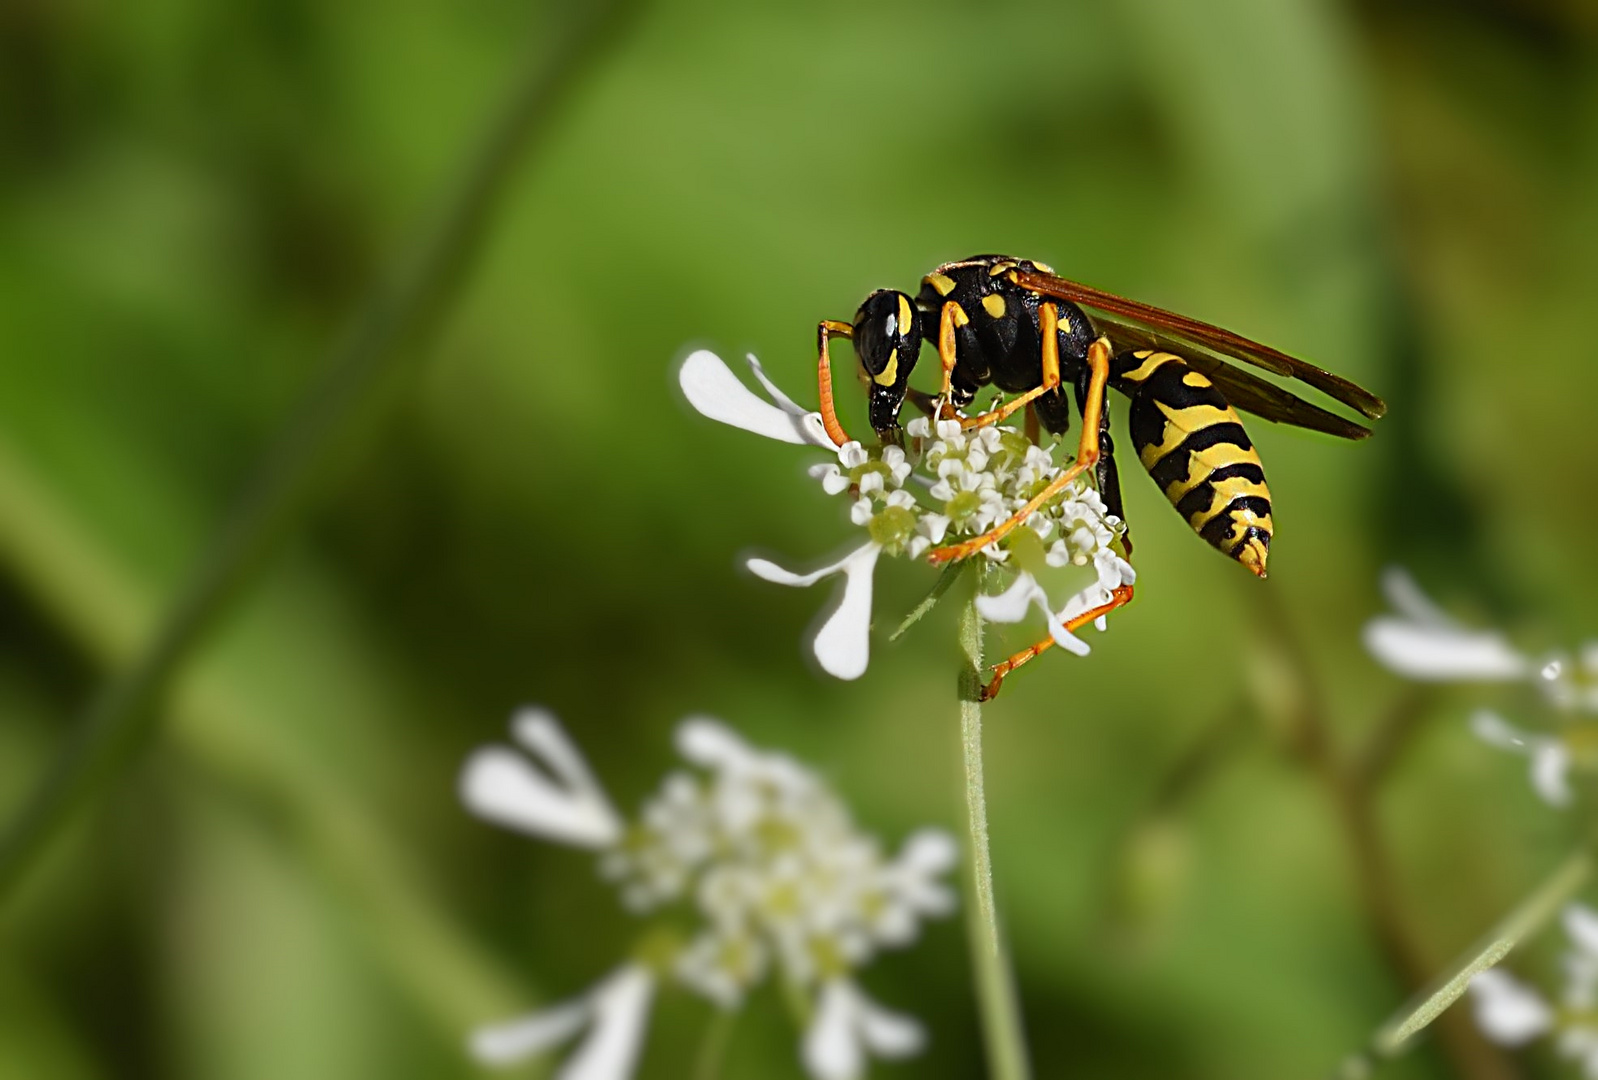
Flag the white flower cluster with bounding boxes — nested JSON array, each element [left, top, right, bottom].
[[1365, 567, 1598, 807], [1470, 903, 1598, 1075], [461, 708, 956, 1080], [680, 349, 1135, 680]]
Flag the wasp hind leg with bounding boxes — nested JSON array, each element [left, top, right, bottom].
[[1074, 357, 1132, 555], [980, 585, 1135, 700]]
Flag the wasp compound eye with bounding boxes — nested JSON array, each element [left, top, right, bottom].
[[852, 290, 921, 438]]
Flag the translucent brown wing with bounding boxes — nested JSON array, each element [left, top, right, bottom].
[[1014, 268, 1387, 425], [1100, 322, 1374, 440]]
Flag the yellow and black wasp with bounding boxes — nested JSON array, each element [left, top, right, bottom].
[[813, 254, 1386, 696]]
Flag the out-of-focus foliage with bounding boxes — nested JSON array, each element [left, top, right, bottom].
[[1, 0, 1596, 1076]]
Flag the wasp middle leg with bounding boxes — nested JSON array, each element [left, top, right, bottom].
[[957, 302, 1066, 430], [928, 334, 1112, 564]]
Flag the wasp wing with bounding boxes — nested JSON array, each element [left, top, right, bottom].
[[1099, 323, 1373, 440], [1014, 268, 1387, 422]]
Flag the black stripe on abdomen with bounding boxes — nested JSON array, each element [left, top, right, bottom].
[[1119, 350, 1275, 572]]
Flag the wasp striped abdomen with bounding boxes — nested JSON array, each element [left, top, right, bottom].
[[1112, 350, 1273, 577]]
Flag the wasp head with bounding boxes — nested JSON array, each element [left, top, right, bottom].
[[851, 289, 922, 442]]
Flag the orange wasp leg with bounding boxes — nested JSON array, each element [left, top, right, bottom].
[[815, 319, 854, 447], [936, 301, 963, 418], [958, 302, 1064, 430], [980, 584, 1135, 701], [928, 334, 1112, 565]]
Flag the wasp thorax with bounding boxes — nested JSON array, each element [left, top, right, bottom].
[[852, 290, 922, 438]]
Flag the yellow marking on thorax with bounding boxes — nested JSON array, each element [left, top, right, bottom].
[[1032, 261, 1055, 274], [874, 348, 899, 386], [1121, 351, 1178, 384], [949, 302, 970, 327], [926, 272, 956, 296], [1161, 443, 1265, 502], [988, 261, 1018, 277], [1186, 475, 1274, 532], [981, 293, 1006, 319], [1182, 371, 1212, 387]]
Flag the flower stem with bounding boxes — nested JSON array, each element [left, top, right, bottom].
[[693, 1008, 736, 1080], [0, 0, 641, 906], [957, 586, 1032, 1080]]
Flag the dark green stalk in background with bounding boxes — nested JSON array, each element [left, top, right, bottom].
[[0, 0, 642, 908]]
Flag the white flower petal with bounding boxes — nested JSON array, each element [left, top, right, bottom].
[[1469, 968, 1554, 1045], [1363, 618, 1530, 681], [974, 572, 1044, 624], [675, 717, 753, 772], [470, 998, 591, 1066], [1380, 566, 1457, 627], [558, 966, 655, 1080], [748, 543, 882, 679], [896, 829, 958, 877], [1566, 905, 1598, 958], [802, 980, 925, 1080], [1531, 741, 1574, 807], [679, 350, 830, 447], [460, 710, 623, 848], [811, 544, 882, 680], [810, 463, 851, 496], [746, 353, 806, 416], [1044, 601, 1092, 657], [1470, 709, 1528, 750], [747, 541, 868, 589], [512, 709, 619, 816], [803, 981, 863, 1080], [852, 990, 926, 1059]]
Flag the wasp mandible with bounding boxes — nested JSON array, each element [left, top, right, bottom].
[[813, 254, 1386, 696]]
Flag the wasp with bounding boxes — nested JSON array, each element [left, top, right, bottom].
[[813, 254, 1386, 697]]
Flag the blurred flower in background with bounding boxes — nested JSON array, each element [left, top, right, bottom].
[[1469, 904, 1598, 1075], [679, 349, 1133, 680], [459, 708, 956, 1080], [1366, 567, 1598, 806]]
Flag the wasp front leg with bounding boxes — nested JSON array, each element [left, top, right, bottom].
[[815, 319, 854, 447]]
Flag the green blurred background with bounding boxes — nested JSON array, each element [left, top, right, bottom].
[[2, 0, 1597, 1076]]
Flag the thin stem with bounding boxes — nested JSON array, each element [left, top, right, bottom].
[[692, 1008, 736, 1080], [957, 587, 1032, 1080], [1252, 591, 1519, 1080], [1334, 845, 1593, 1079], [0, 0, 641, 906]]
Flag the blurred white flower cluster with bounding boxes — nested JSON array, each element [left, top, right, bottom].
[[679, 349, 1134, 680], [1365, 567, 1598, 807], [1470, 904, 1598, 1075], [460, 707, 956, 1080]]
